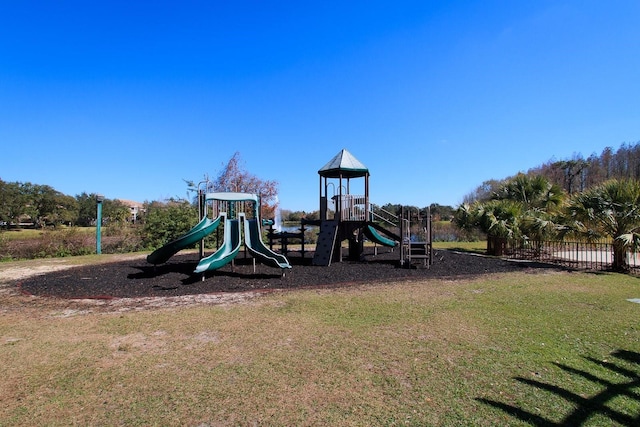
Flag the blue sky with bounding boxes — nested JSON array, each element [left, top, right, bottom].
[[1, 1, 638, 212]]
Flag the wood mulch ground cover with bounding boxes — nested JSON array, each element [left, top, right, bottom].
[[17, 248, 565, 300]]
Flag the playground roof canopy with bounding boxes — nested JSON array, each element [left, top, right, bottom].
[[318, 148, 369, 178]]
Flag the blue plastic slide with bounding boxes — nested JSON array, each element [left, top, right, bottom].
[[194, 217, 242, 273], [243, 217, 292, 269], [146, 215, 223, 265]]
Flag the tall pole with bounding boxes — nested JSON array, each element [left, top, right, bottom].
[[96, 194, 104, 255], [365, 172, 370, 221], [197, 178, 209, 260], [199, 189, 205, 259]]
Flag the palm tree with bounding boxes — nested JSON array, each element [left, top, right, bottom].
[[493, 173, 565, 210], [474, 200, 524, 239], [560, 179, 640, 271], [454, 174, 566, 254]]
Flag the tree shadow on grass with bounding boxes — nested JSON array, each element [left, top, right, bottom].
[[477, 350, 640, 426]]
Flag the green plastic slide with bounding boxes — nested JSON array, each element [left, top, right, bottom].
[[243, 217, 292, 269], [194, 218, 242, 273], [364, 224, 397, 248], [146, 215, 223, 265]]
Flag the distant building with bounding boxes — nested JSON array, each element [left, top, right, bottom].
[[118, 199, 145, 223]]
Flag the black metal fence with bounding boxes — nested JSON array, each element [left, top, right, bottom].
[[488, 237, 640, 272]]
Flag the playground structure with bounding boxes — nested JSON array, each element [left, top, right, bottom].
[[147, 192, 291, 276], [147, 149, 432, 275], [267, 149, 432, 267], [398, 206, 433, 268], [265, 219, 314, 258]]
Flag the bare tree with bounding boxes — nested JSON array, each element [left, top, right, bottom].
[[189, 152, 279, 219]]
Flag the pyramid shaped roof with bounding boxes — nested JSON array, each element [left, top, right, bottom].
[[318, 149, 369, 178]]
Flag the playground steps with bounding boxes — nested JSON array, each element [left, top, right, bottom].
[[408, 242, 430, 267], [313, 220, 339, 266]]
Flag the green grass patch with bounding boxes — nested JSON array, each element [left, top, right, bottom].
[[433, 240, 486, 253], [0, 227, 96, 241], [1, 271, 639, 425]]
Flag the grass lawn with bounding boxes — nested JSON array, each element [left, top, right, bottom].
[[1, 267, 639, 425], [0, 226, 96, 241], [433, 240, 486, 253]]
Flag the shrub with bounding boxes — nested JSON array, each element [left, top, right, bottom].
[[433, 221, 484, 242], [6, 228, 95, 259], [0, 225, 150, 260], [139, 201, 199, 250], [102, 225, 144, 254], [304, 227, 318, 244], [0, 232, 9, 261]]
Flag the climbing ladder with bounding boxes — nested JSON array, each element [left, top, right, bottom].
[[400, 207, 433, 268], [312, 220, 339, 266]]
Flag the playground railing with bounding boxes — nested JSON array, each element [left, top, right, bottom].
[[495, 238, 640, 272], [337, 195, 367, 221], [369, 204, 398, 227]]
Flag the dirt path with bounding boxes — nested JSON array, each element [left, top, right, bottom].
[[0, 253, 148, 282], [0, 257, 264, 317], [0, 254, 194, 317]]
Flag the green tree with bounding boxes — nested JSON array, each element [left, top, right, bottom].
[[103, 199, 131, 225], [140, 200, 198, 249], [20, 183, 77, 227], [282, 210, 320, 222], [75, 192, 98, 226], [49, 193, 78, 226], [559, 179, 640, 271], [280, 209, 296, 221], [304, 210, 320, 221], [74, 193, 130, 226], [428, 203, 455, 221], [0, 180, 25, 226], [463, 178, 504, 203], [454, 199, 524, 240]]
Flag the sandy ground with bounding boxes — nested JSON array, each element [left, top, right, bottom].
[[0, 253, 154, 282], [0, 254, 252, 315], [1, 260, 77, 281]]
